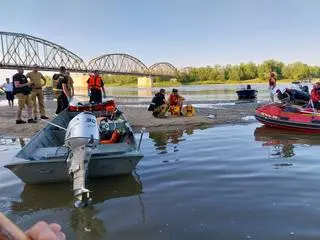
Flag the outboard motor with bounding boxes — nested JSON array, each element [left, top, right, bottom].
[[65, 112, 100, 207]]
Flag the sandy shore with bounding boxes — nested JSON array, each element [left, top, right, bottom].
[[0, 98, 262, 138]]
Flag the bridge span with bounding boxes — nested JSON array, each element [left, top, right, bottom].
[[0, 31, 178, 78]]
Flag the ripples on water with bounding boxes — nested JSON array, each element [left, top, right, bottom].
[[2, 123, 320, 239]]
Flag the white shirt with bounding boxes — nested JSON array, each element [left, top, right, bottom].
[[0, 82, 13, 92]]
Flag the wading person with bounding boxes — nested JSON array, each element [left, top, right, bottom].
[[148, 88, 169, 118], [54, 66, 71, 115], [26, 64, 49, 120], [87, 70, 106, 103], [269, 71, 276, 102], [13, 67, 37, 124], [169, 88, 185, 116], [0, 77, 14, 107]]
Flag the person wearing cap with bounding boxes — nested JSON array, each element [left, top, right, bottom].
[[55, 66, 72, 114], [148, 88, 169, 118], [26, 64, 49, 120], [12, 67, 37, 124], [169, 88, 185, 116], [87, 70, 106, 103], [0, 77, 14, 107]]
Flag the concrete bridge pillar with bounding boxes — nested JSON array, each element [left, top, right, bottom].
[[138, 76, 153, 88]]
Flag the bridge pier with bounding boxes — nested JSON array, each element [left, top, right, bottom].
[[138, 76, 153, 88]]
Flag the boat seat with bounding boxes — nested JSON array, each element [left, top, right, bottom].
[[93, 143, 132, 156], [31, 147, 69, 160]]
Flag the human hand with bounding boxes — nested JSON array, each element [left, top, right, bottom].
[[25, 221, 66, 240]]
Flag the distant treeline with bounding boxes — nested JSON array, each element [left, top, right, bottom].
[[179, 59, 320, 84], [43, 59, 320, 87]]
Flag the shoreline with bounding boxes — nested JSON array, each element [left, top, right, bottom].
[[0, 100, 261, 138]]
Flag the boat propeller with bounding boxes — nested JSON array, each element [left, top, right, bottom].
[[64, 112, 100, 208]]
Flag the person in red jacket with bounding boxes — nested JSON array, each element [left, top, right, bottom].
[[169, 88, 185, 115], [311, 82, 320, 109]]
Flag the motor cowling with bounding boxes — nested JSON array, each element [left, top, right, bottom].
[[65, 112, 100, 150]]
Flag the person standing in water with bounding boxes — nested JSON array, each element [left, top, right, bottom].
[[269, 71, 277, 102], [0, 77, 14, 107]]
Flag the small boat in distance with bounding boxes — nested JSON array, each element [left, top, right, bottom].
[[236, 84, 258, 99]]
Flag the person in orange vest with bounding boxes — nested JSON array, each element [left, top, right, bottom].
[[87, 70, 106, 103], [169, 88, 185, 116], [311, 82, 320, 109]]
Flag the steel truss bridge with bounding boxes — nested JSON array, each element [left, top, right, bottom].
[[0, 31, 177, 77]]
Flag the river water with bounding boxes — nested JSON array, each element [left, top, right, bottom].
[[2, 122, 320, 240]]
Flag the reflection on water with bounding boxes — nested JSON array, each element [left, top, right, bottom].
[[254, 125, 320, 167], [0, 137, 29, 148], [11, 175, 142, 212], [4, 123, 320, 239], [10, 174, 143, 240], [149, 127, 197, 154]]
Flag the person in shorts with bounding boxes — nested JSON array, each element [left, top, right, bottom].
[[0, 78, 14, 107], [12, 67, 37, 124]]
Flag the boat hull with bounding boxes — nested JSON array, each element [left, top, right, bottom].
[[236, 89, 257, 99], [255, 103, 320, 133], [5, 152, 143, 184], [4, 101, 144, 184]]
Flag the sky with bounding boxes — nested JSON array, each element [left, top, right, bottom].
[[1, 0, 320, 70]]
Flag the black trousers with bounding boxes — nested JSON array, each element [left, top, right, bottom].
[[56, 95, 69, 114], [5, 92, 14, 101], [90, 89, 102, 103]]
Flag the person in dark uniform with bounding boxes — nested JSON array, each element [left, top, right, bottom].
[[54, 66, 71, 115], [87, 70, 106, 103], [12, 67, 37, 124], [148, 89, 169, 118]]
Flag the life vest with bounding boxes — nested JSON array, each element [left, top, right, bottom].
[[52, 74, 64, 98], [88, 75, 102, 90], [100, 130, 121, 144], [169, 94, 179, 106], [269, 77, 276, 88], [182, 105, 195, 117], [171, 105, 181, 116], [311, 87, 320, 102]]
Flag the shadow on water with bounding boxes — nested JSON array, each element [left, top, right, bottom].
[[254, 125, 320, 167], [10, 174, 143, 239], [10, 174, 142, 212]]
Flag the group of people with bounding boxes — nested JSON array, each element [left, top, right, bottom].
[[269, 69, 320, 109], [3, 65, 52, 124], [1, 66, 108, 124], [148, 88, 185, 118]]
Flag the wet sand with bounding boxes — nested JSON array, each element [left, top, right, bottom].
[[0, 98, 262, 137]]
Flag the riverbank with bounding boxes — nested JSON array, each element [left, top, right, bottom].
[[0, 99, 261, 138]]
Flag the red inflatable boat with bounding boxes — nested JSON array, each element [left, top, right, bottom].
[[255, 103, 320, 133]]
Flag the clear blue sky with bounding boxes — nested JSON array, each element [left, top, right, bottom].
[[1, 0, 320, 68]]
